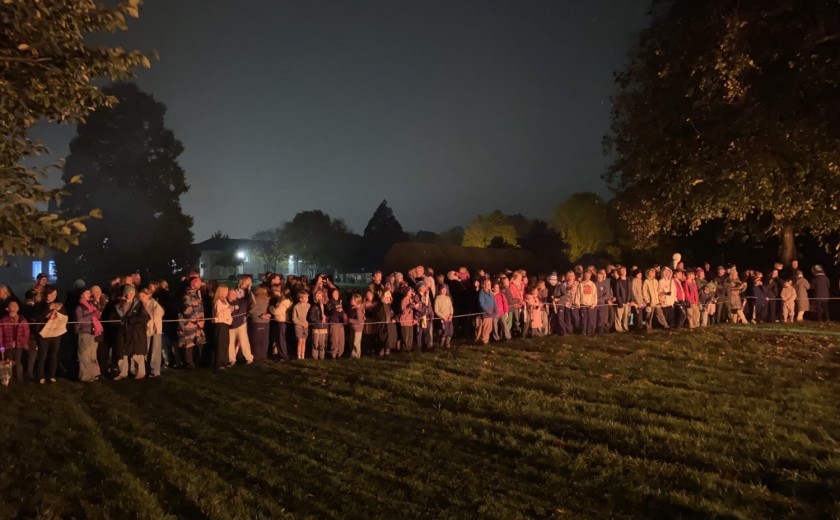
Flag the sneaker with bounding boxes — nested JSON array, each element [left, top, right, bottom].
[[245, 359, 253, 365], [49, 378, 57, 383], [39, 378, 46, 385], [113, 375, 124, 381]]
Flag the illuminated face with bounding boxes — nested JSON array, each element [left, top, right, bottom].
[[45, 290, 57, 303]]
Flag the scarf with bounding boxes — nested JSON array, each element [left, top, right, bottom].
[[80, 298, 104, 336]]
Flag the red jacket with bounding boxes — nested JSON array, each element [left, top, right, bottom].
[[0, 315, 30, 350], [493, 292, 509, 315]]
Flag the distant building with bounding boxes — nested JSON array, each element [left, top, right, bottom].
[[194, 237, 272, 280], [0, 253, 58, 297]]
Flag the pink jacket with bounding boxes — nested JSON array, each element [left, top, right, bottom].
[[493, 292, 509, 315], [0, 315, 29, 350]]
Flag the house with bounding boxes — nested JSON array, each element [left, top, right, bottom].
[[0, 253, 58, 297], [194, 237, 273, 280]]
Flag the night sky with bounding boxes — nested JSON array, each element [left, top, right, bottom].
[[38, 0, 651, 240]]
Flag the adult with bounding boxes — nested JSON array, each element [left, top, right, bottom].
[[109, 285, 150, 380], [228, 285, 254, 365], [612, 267, 630, 333], [139, 288, 165, 377], [30, 285, 67, 384], [793, 270, 811, 322], [642, 269, 669, 330], [74, 289, 102, 383], [249, 286, 272, 361], [212, 285, 233, 369], [178, 275, 206, 368], [810, 265, 830, 321]]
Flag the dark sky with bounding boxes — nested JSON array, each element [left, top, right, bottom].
[[39, 0, 651, 240]]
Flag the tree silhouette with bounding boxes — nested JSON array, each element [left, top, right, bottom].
[[55, 83, 195, 285], [362, 200, 408, 269], [280, 210, 360, 274]]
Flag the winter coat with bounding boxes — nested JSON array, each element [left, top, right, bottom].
[[478, 290, 497, 318], [0, 315, 29, 350], [642, 279, 660, 307], [144, 298, 165, 336], [612, 278, 629, 306], [794, 277, 810, 312], [492, 292, 509, 316], [307, 302, 329, 331], [811, 273, 829, 300], [658, 278, 677, 307], [110, 300, 150, 357]]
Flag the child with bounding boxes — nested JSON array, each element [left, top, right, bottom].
[[292, 291, 311, 360], [434, 285, 455, 348], [525, 287, 543, 337], [307, 290, 328, 360], [781, 279, 796, 323], [347, 293, 364, 358]]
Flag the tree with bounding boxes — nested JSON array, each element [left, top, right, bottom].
[[362, 200, 408, 268], [251, 227, 288, 273], [437, 226, 465, 246], [55, 83, 195, 285], [462, 210, 519, 248], [0, 0, 151, 260], [604, 0, 840, 264], [280, 210, 360, 274], [517, 219, 569, 267], [550, 193, 614, 262]]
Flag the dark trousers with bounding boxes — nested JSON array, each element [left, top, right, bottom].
[[767, 299, 778, 323], [596, 305, 610, 333], [275, 322, 289, 360], [812, 300, 829, 321], [26, 342, 38, 379], [755, 302, 768, 323], [401, 325, 415, 351], [214, 323, 230, 368], [581, 307, 597, 335], [249, 322, 269, 361], [36, 336, 61, 380], [96, 338, 112, 375], [181, 347, 195, 368], [557, 308, 573, 335], [415, 322, 433, 351], [674, 305, 687, 329], [662, 306, 675, 328], [570, 307, 581, 333]]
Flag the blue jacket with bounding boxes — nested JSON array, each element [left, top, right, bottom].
[[478, 290, 497, 318]]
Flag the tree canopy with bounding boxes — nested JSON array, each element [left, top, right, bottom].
[[551, 193, 614, 262], [462, 210, 519, 249], [55, 82, 194, 284], [1, 0, 151, 260], [604, 0, 840, 263], [278, 210, 360, 274]]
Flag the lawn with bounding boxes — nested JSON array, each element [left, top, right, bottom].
[[2, 323, 839, 519]]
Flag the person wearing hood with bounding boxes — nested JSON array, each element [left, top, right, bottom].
[[810, 265, 830, 321]]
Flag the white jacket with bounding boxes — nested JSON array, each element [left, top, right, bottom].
[[144, 298, 164, 336]]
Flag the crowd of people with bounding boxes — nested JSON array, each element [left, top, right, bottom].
[[0, 252, 834, 386]]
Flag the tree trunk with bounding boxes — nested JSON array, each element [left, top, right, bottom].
[[779, 225, 797, 265]]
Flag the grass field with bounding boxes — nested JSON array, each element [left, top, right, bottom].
[[2, 323, 839, 519]]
